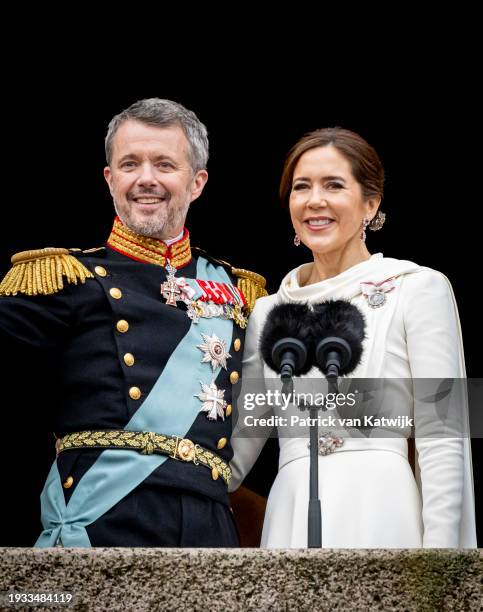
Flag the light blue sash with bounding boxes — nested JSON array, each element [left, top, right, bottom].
[[36, 257, 233, 547]]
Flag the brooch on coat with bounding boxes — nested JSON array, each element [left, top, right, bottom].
[[360, 276, 397, 309], [308, 432, 344, 456]]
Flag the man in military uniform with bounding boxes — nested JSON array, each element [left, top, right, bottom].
[[0, 98, 266, 547]]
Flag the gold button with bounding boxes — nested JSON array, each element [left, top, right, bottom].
[[230, 371, 239, 384], [63, 476, 74, 489], [233, 338, 241, 352], [211, 466, 219, 480], [116, 320, 129, 333], [109, 287, 122, 299], [94, 265, 107, 277], [129, 386, 141, 400], [217, 437, 227, 450], [225, 404, 232, 417], [123, 353, 135, 367]]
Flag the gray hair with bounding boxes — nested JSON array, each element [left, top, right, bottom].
[[105, 98, 209, 172]]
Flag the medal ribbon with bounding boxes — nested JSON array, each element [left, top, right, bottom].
[[360, 276, 397, 297], [192, 279, 246, 306]]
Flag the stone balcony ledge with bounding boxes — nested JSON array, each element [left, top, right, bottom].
[[2, 548, 482, 611]]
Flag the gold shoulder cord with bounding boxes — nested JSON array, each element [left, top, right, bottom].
[[0, 248, 94, 296]]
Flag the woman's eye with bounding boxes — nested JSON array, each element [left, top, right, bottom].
[[293, 183, 308, 191], [327, 182, 343, 189]]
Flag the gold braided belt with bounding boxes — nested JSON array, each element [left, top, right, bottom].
[[58, 430, 231, 485]]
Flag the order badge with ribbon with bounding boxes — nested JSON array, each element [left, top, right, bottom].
[[360, 276, 397, 309]]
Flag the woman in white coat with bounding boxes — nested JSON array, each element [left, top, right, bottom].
[[229, 128, 477, 548]]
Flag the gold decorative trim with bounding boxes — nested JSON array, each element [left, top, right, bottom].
[[107, 217, 192, 269], [59, 429, 231, 485], [0, 248, 94, 296], [231, 267, 268, 314]]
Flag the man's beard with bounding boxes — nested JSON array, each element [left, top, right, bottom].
[[114, 192, 191, 240]]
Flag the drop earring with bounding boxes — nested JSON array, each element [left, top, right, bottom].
[[294, 234, 301, 246], [360, 218, 370, 242]]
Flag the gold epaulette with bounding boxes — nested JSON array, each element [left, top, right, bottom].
[[0, 248, 94, 297], [231, 267, 268, 314]]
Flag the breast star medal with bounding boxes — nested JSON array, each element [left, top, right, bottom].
[[195, 381, 227, 421], [361, 276, 397, 309], [197, 333, 231, 370]]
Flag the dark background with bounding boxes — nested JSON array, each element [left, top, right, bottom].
[[1, 61, 481, 546]]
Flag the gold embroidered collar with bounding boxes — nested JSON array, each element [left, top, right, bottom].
[[107, 217, 192, 269]]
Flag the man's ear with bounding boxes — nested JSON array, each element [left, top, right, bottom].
[[103, 166, 114, 196], [189, 170, 209, 203]]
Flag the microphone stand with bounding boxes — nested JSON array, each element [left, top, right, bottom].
[[282, 375, 323, 548], [307, 399, 322, 548], [307, 374, 339, 548], [274, 336, 348, 547]]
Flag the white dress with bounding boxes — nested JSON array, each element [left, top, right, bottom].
[[229, 253, 477, 548]]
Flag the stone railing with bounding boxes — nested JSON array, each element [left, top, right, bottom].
[[2, 548, 482, 611]]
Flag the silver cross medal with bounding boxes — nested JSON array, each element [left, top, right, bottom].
[[161, 260, 182, 307]]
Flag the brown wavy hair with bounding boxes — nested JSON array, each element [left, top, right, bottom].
[[279, 127, 385, 208]]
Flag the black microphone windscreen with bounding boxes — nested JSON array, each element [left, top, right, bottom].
[[260, 303, 314, 375], [311, 300, 366, 375]]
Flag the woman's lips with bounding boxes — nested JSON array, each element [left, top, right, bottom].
[[304, 219, 335, 232]]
